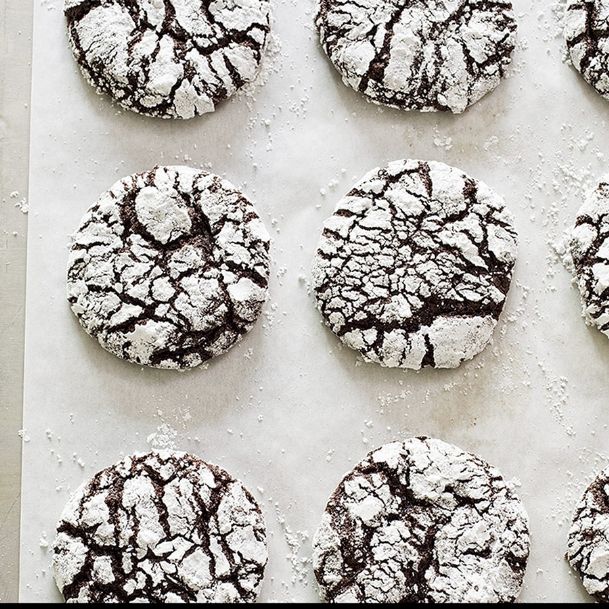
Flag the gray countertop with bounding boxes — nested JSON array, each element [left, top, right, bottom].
[[0, 0, 32, 602]]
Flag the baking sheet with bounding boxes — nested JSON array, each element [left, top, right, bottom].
[[19, 0, 609, 602]]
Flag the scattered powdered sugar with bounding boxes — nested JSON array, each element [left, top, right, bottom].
[[6, 190, 28, 214], [273, 503, 311, 587], [538, 361, 575, 437]]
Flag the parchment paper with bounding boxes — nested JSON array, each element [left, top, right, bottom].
[[19, 0, 609, 602]]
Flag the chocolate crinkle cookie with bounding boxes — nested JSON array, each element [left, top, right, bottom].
[[67, 166, 270, 369], [311, 159, 518, 370], [315, 0, 517, 113], [565, 0, 609, 101], [313, 437, 530, 603], [569, 176, 609, 337], [567, 467, 609, 602], [64, 0, 272, 119], [52, 451, 268, 603]]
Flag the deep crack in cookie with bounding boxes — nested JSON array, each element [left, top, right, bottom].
[[313, 437, 530, 603], [311, 159, 518, 369], [315, 0, 517, 113], [64, 0, 272, 119], [51, 451, 268, 603], [67, 165, 270, 369]]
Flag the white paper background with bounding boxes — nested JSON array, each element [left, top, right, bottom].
[[19, 0, 609, 602]]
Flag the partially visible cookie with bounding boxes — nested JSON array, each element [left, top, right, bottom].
[[311, 159, 518, 369], [64, 0, 272, 119], [565, 0, 609, 101], [569, 176, 609, 337], [567, 467, 609, 602], [52, 451, 268, 603], [315, 0, 517, 113], [313, 437, 530, 603], [67, 166, 270, 369]]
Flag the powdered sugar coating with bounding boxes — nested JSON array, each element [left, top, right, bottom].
[[313, 437, 530, 603], [315, 0, 517, 113], [64, 0, 272, 119], [569, 177, 609, 337], [567, 467, 609, 602], [311, 159, 518, 370], [67, 166, 270, 369], [565, 0, 609, 101], [51, 451, 268, 603]]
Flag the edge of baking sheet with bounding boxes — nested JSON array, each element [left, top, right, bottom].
[[19, 0, 44, 599]]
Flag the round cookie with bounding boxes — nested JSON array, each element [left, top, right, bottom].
[[67, 165, 270, 369], [313, 437, 530, 603], [51, 451, 268, 603], [64, 0, 272, 119], [567, 467, 609, 602], [565, 0, 609, 101], [569, 176, 609, 337], [311, 159, 518, 370], [315, 0, 517, 113]]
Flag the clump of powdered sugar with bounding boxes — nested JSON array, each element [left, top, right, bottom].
[[146, 423, 178, 449]]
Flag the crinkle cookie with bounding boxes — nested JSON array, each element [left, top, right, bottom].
[[313, 437, 530, 603], [565, 0, 609, 101], [52, 451, 268, 603], [315, 0, 517, 113], [311, 159, 518, 370], [569, 176, 609, 337], [67, 166, 270, 369], [64, 0, 272, 119], [567, 467, 609, 602]]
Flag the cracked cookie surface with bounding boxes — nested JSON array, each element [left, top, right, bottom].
[[311, 159, 518, 370], [64, 0, 271, 119], [315, 0, 517, 113], [569, 177, 609, 337], [67, 165, 270, 369], [565, 0, 609, 101], [52, 450, 268, 603], [567, 467, 609, 602], [313, 437, 530, 603]]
